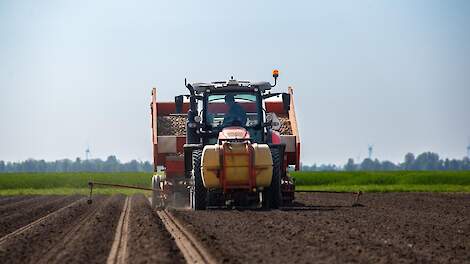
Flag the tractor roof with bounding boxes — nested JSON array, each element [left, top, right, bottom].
[[191, 79, 272, 94]]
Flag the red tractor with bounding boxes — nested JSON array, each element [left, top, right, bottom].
[[150, 71, 300, 209]]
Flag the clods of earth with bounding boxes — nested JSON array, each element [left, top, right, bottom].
[[0, 193, 468, 263]]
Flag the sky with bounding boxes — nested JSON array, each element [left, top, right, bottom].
[[1, 0, 469, 165]]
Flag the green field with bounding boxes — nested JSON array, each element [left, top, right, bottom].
[[292, 171, 470, 192], [0, 172, 152, 195], [0, 171, 469, 195]]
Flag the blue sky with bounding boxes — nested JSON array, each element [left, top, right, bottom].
[[1, 0, 469, 165]]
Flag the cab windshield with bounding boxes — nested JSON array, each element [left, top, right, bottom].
[[206, 93, 260, 128]]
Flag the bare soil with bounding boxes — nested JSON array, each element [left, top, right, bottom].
[[36, 195, 125, 264], [0, 196, 37, 206], [0, 195, 58, 217], [172, 192, 470, 264], [0, 195, 184, 264], [0, 195, 81, 237], [0, 193, 468, 263], [127, 194, 185, 263], [0, 196, 108, 263]]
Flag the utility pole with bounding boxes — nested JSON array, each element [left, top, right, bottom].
[[85, 147, 90, 161], [368, 145, 373, 160]]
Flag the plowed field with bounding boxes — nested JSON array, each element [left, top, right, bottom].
[[175, 193, 470, 263], [0, 193, 468, 263]]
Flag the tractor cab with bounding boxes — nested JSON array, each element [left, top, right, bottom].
[[175, 72, 290, 146], [203, 89, 263, 144]]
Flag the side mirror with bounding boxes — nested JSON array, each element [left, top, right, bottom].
[[282, 93, 290, 113], [175, 95, 183, 113]]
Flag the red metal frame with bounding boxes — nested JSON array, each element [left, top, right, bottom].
[[151, 88, 186, 173], [157, 102, 190, 115], [265, 88, 300, 171], [151, 88, 159, 171]]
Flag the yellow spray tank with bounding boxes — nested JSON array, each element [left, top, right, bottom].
[[201, 127, 273, 190]]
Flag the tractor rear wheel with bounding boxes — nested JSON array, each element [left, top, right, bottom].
[[151, 175, 161, 209], [190, 150, 207, 210], [263, 148, 282, 209]]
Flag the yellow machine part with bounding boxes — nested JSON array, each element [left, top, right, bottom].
[[201, 143, 273, 189]]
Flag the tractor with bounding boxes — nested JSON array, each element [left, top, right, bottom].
[[150, 70, 300, 210], [88, 72, 360, 208]]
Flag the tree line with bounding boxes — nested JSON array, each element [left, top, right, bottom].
[[302, 152, 470, 171], [0, 156, 153, 173], [1, 152, 469, 173]]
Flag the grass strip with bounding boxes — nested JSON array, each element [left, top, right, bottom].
[[295, 184, 470, 193], [292, 171, 470, 186], [1, 171, 470, 195]]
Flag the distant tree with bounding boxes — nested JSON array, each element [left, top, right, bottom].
[[125, 160, 140, 172], [463, 157, 470, 170], [0, 157, 154, 173], [373, 159, 382, 170], [403, 153, 415, 170], [37, 159, 47, 172], [63, 159, 73, 172], [360, 158, 375, 171], [5, 151, 468, 173], [73, 157, 82, 172], [85, 159, 100, 172], [381, 160, 399, 171], [414, 152, 442, 170], [344, 158, 357, 171], [143, 161, 153, 172], [449, 159, 461, 170], [302, 164, 316, 171], [317, 164, 338, 171], [443, 158, 450, 170], [54, 160, 64, 172], [104, 155, 120, 172]]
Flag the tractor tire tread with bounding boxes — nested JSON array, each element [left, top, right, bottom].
[[191, 150, 207, 210]]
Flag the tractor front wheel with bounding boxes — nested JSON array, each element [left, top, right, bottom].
[[190, 150, 207, 210]]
